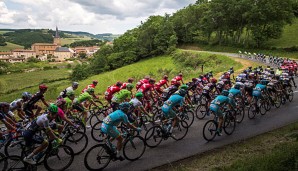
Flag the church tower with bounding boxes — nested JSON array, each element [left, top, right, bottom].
[[53, 26, 61, 46]]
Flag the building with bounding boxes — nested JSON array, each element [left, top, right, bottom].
[[12, 49, 36, 59], [0, 52, 13, 59], [53, 26, 61, 46], [53, 47, 72, 61], [73, 46, 100, 56], [31, 43, 58, 56]]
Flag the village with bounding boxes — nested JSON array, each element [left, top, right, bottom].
[[0, 27, 101, 63]]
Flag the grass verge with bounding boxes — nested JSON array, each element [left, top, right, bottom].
[[151, 121, 298, 171]]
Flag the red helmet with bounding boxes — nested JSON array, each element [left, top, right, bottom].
[[116, 81, 122, 87], [39, 84, 48, 91], [211, 78, 217, 83], [92, 80, 98, 84]]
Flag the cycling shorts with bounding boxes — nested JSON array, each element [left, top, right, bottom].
[[162, 105, 176, 118], [101, 123, 120, 139], [210, 104, 223, 117], [23, 130, 45, 146]]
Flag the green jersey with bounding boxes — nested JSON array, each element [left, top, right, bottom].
[[64, 97, 73, 110], [112, 89, 132, 103], [75, 92, 92, 104]]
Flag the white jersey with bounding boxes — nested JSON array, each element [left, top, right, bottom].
[[10, 99, 23, 112], [129, 98, 143, 108], [36, 114, 50, 128]]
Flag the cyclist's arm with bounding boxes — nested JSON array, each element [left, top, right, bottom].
[[1, 119, 15, 130], [41, 98, 49, 107]]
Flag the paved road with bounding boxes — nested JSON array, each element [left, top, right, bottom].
[[37, 53, 298, 171]]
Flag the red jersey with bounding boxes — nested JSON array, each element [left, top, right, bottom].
[[120, 82, 129, 89], [155, 79, 168, 90], [136, 79, 149, 90], [138, 83, 154, 93], [104, 85, 121, 101], [82, 84, 96, 93]]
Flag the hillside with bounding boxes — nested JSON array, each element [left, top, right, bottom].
[[0, 42, 24, 51]]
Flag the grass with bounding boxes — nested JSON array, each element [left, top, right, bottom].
[[60, 36, 92, 45], [152, 121, 298, 171], [0, 31, 13, 35], [0, 42, 24, 52], [0, 51, 243, 102]]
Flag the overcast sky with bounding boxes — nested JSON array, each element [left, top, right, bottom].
[[0, 0, 196, 34]]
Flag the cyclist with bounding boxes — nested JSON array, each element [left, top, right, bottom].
[[228, 83, 243, 111], [136, 76, 150, 90], [58, 82, 79, 99], [154, 75, 169, 94], [0, 102, 16, 130], [81, 80, 98, 93], [105, 81, 122, 104], [10, 92, 31, 120], [209, 90, 235, 136], [64, 90, 75, 115], [171, 73, 184, 86], [73, 87, 99, 128], [23, 84, 49, 118], [130, 92, 153, 120], [23, 104, 62, 164], [138, 78, 156, 112], [121, 78, 134, 89], [111, 84, 134, 111], [161, 85, 188, 134], [101, 102, 141, 160]]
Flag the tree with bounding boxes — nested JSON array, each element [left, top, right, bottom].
[[0, 35, 6, 46], [78, 52, 87, 59]]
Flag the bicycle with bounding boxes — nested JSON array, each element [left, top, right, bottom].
[[84, 126, 146, 171], [202, 108, 236, 141], [145, 117, 188, 148]]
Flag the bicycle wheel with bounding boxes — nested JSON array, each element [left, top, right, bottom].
[[274, 94, 281, 108], [84, 144, 111, 171], [288, 89, 294, 102], [4, 137, 24, 157], [0, 152, 8, 171], [89, 111, 106, 127], [123, 135, 146, 161], [195, 104, 207, 120], [89, 100, 104, 110], [2, 155, 36, 171], [91, 121, 105, 142], [180, 110, 194, 128], [247, 104, 257, 119], [64, 131, 88, 155], [202, 120, 217, 141], [235, 108, 245, 123], [223, 113, 236, 135], [44, 145, 74, 171], [281, 93, 286, 105], [260, 101, 267, 115], [171, 120, 188, 141], [144, 126, 163, 148]]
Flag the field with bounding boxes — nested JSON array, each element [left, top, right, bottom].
[[0, 42, 24, 51], [0, 31, 13, 35], [60, 36, 92, 45], [0, 51, 242, 102]]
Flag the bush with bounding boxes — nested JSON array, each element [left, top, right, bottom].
[[70, 63, 92, 81]]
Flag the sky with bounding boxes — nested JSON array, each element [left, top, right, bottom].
[[0, 0, 197, 34]]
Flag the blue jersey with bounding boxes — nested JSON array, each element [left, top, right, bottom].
[[255, 84, 266, 90], [211, 95, 231, 107], [103, 110, 129, 126], [229, 88, 241, 98], [162, 94, 184, 110]]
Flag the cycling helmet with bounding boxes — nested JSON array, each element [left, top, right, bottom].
[[0, 102, 10, 109], [119, 102, 131, 111], [221, 90, 229, 96], [211, 78, 217, 83], [22, 92, 32, 100], [116, 81, 122, 87], [233, 83, 241, 90], [180, 84, 188, 90], [48, 103, 58, 113], [56, 98, 66, 106], [128, 78, 134, 83], [126, 83, 134, 90], [163, 75, 168, 80], [144, 75, 150, 80], [72, 82, 79, 87], [86, 87, 95, 94], [66, 90, 75, 96], [39, 84, 48, 91], [192, 78, 198, 82], [135, 92, 143, 98], [92, 80, 98, 84], [178, 73, 183, 76], [149, 79, 155, 84], [177, 89, 187, 97]]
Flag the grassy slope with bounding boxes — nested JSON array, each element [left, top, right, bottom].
[[152, 121, 298, 171], [60, 36, 92, 45], [0, 51, 242, 102], [0, 42, 24, 51]]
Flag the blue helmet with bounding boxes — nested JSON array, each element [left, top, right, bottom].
[[221, 90, 229, 96], [22, 92, 32, 100], [119, 102, 131, 111]]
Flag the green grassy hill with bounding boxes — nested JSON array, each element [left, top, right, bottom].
[[0, 42, 24, 51], [0, 51, 242, 102]]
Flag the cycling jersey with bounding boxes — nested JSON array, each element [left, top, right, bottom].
[[120, 82, 129, 89], [130, 98, 143, 108], [111, 89, 132, 103], [171, 76, 183, 85], [105, 85, 121, 101], [255, 84, 266, 91], [138, 83, 154, 93], [229, 88, 241, 98], [10, 99, 23, 112], [25, 91, 45, 107], [136, 79, 149, 90], [59, 86, 74, 98], [81, 84, 96, 93], [155, 79, 168, 90], [162, 94, 184, 118], [74, 92, 92, 104], [210, 95, 233, 117], [56, 107, 66, 124], [64, 97, 73, 110], [26, 114, 50, 132]]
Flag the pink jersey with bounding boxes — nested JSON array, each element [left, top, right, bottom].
[[57, 107, 66, 120]]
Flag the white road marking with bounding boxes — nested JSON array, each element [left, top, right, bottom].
[[294, 91, 298, 93]]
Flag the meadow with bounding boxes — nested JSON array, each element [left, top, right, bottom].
[[0, 42, 24, 52], [60, 36, 92, 46], [0, 51, 242, 102]]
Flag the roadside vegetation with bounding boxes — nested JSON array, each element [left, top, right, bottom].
[[152, 121, 298, 171]]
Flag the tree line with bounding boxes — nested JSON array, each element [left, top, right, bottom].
[[71, 0, 297, 81]]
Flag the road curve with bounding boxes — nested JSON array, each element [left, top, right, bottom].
[[38, 53, 298, 171]]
